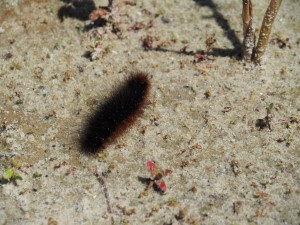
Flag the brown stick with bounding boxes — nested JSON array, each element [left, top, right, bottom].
[[242, 0, 255, 62], [253, 0, 282, 64], [243, 21, 255, 62], [242, 0, 252, 35]]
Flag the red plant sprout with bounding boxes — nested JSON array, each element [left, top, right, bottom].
[[142, 161, 171, 193], [195, 55, 206, 60], [147, 161, 157, 176], [194, 54, 206, 63], [156, 180, 167, 192]]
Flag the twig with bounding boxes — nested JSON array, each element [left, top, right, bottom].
[[242, 0, 252, 35], [205, 34, 216, 56], [95, 168, 115, 225], [253, 0, 282, 64], [242, 0, 255, 62]]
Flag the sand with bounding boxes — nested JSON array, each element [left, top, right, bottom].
[[0, 0, 299, 224]]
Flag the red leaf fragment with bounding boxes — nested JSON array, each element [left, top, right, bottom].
[[147, 161, 157, 175], [157, 180, 167, 192], [195, 55, 206, 60]]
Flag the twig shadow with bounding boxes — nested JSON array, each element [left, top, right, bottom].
[[147, 0, 242, 58], [138, 176, 165, 194], [138, 176, 151, 185], [151, 47, 197, 56], [83, 18, 108, 31], [151, 46, 240, 58], [193, 0, 242, 58]]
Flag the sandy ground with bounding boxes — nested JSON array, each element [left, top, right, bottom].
[[0, 0, 299, 224]]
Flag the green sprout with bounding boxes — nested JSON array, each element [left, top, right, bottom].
[[2, 168, 22, 181], [53, 42, 60, 50], [266, 102, 274, 115]]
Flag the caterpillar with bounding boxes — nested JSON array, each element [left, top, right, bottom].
[[80, 72, 151, 153]]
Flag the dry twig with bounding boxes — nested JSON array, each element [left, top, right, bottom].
[[242, 0, 255, 62], [242, 0, 282, 64], [253, 0, 282, 64]]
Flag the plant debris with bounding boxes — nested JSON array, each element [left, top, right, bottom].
[[138, 161, 172, 195], [255, 103, 273, 131]]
